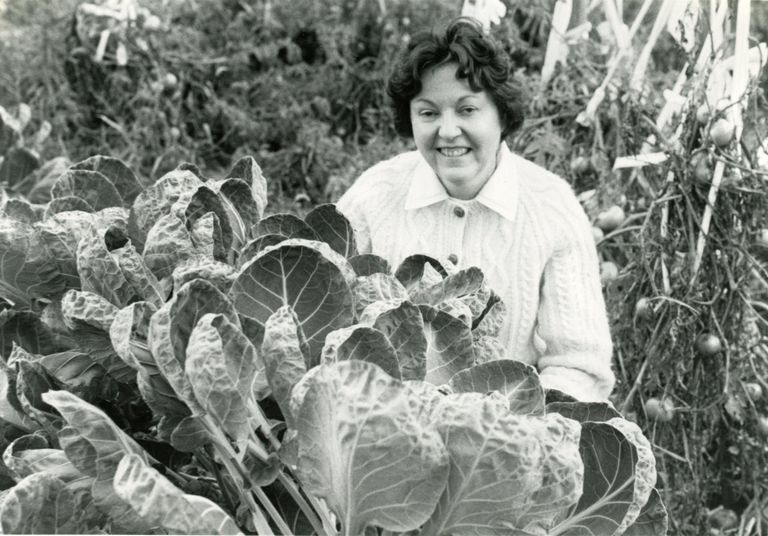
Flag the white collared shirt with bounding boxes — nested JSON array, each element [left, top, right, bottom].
[[336, 143, 615, 401]]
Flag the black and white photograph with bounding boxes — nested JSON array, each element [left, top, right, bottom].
[[0, 0, 767, 534]]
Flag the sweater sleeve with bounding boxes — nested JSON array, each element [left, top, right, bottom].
[[535, 191, 616, 402]]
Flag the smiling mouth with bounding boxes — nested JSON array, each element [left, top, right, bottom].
[[437, 147, 470, 157]]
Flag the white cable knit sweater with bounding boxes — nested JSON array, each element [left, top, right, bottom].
[[336, 142, 615, 401]]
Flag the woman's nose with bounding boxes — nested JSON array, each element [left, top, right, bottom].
[[437, 114, 461, 139]]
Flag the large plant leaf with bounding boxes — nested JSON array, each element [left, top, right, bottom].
[[35, 211, 95, 294], [45, 196, 95, 217], [188, 211, 226, 261], [419, 305, 475, 385], [39, 351, 117, 403], [2, 436, 84, 486], [546, 401, 622, 423], [142, 213, 198, 280], [1, 198, 41, 224], [109, 302, 188, 419], [252, 213, 317, 241], [293, 360, 449, 535], [351, 273, 409, 318], [110, 242, 165, 308], [3, 433, 51, 479], [410, 266, 485, 306], [224, 156, 268, 219], [322, 325, 402, 379], [0, 147, 39, 188], [239, 234, 289, 269], [0, 309, 60, 359], [185, 186, 233, 261], [61, 290, 134, 384], [622, 488, 668, 535], [349, 254, 391, 276], [186, 313, 266, 442], [76, 225, 134, 307], [549, 420, 652, 536], [51, 169, 124, 211], [448, 360, 546, 416], [113, 453, 242, 535], [128, 169, 203, 245], [0, 361, 34, 431], [262, 306, 307, 426], [71, 155, 143, 205], [304, 203, 357, 258], [173, 255, 236, 295], [363, 300, 427, 381], [394, 254, 448, 289], [14, 358, 65, 433], [217, 178, 261, 242], [608, 417, 657, 533], [421, 394, 583, 536], [42, 392, 154, 533], [231, 239, 355, 360], [0, 472, 80, 534], [0, 218, 66, 306], [149, 279, 239, 413]]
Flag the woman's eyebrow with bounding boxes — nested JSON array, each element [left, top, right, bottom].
[[412, 94, 481, 106]]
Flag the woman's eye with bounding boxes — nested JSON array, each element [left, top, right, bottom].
[[418, 110, 436, 118], [460, 107, 477, 115]]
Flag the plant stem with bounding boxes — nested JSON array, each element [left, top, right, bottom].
[[690, 158, 726, 284], [214, 445, 274, 535], [199, 414, 286, 534], [277, 472, 335, 536], [252, 485, 294, 536]]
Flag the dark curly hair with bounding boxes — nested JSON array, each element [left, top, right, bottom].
[[386, 17, 525, 139]]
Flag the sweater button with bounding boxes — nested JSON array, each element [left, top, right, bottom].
[[447, 253, 459, 264], [453, 206, 465, 217]]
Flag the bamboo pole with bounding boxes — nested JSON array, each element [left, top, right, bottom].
[[690, 0, 751, 284], [540, 0, 573, 87]]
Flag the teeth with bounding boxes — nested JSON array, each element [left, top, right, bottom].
[[439, 148, 469, 157]]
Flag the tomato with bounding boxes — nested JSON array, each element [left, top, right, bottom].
[[695, 103, 710, 125], [591, 226, 604, 243], [143, 15, 162, 31], [708, 508, 738, 530], [709, 118, 734, 148], [163, 73, 179, 91], [756, 229, 768, 249], [644, 397, 675, 422], [570, 156, 592, 175], [745, 382, 763, 402], [691, 152, 711, 184], [600, 261, 619, 284], [595, 205, 626, 232], [695, 333, 723, 357], [757, 415, 768, 437], [634, 297, 653, 321]]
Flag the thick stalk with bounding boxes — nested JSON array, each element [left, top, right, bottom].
[[629, 0, 675, 90], [578, 0, 655, 124], [540, 0, 573, 87], [277, 472, 334, 536]]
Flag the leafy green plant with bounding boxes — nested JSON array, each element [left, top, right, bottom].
[[0, 152, 666, 534]]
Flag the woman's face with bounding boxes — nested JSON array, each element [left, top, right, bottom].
[[409, 62, 503, 199]]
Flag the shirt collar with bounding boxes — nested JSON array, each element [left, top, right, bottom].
[[404, 142, 519, 222]]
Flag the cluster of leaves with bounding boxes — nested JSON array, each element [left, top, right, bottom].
[[572, 18, 768, 536], [0, 151, 666, 534]]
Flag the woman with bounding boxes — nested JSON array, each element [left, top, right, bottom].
[[336, 17, 615, 402]]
